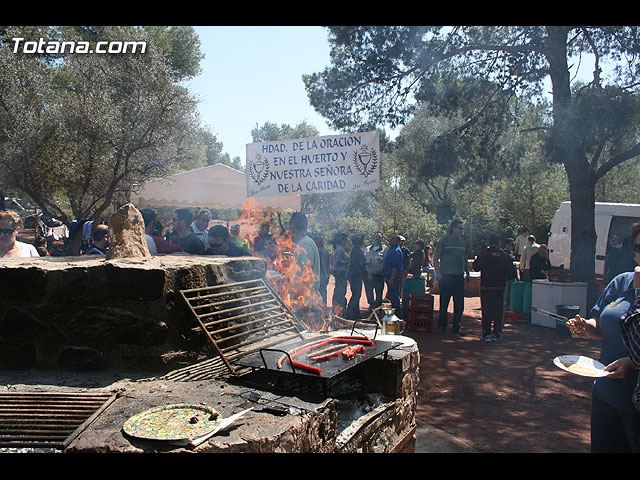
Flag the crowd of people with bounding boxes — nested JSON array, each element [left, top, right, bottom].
[[1, 205, 441, 320], [0, 206, 541, 339], [320, 230, 436, 320]]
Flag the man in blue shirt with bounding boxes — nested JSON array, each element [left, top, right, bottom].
[[382, 233, 404, 316]]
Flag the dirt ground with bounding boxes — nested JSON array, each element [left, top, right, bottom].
[[328, 278, 601, 453]]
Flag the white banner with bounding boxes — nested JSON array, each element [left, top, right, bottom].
[[246, 131, 380, 198]]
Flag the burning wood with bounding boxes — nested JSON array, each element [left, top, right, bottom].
[[235, 199, 329, 332], [233, 200, 391, 335]]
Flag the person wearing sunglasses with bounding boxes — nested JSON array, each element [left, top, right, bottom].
[[566, 221, 640, 452], [0, 210, 40, 258], [203, 225, 245, 257]]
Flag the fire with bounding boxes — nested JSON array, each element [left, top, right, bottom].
[[234, 199, 330, 332]]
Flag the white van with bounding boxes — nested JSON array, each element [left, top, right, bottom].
[[547, 202, 640, 275]]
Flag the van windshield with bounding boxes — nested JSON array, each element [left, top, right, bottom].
[[607, 216, 640, 252]]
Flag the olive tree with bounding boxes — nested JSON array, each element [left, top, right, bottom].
[[0, 26, 202, 229]]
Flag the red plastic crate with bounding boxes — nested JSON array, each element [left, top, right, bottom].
[[504, 311, 521, 323], [408, 313, 433, 332], [409, 294, 434, 308], [408, 310, 433, 331], [408, 296, 433, 312], [548, 269, 575, 282], [504, 311, 529, 323], [407, 294, 434, 331], [594, 274, 607, 294]]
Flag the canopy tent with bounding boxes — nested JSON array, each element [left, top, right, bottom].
[[130, 163, 301, 211]]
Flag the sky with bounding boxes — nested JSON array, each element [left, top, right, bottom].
[[184, 26, 604, 169], [185, 26, 338, 166]]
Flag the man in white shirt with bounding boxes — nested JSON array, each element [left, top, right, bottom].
[[519, 235, 540, 282], [514, 227, 529, 261], [140, 209, 158, 254]]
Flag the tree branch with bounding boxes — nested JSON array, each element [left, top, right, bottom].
[[595, 142, 640, 180], [581, 27, 602, 88]]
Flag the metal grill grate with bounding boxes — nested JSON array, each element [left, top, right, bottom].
[[0, 392, 119, 450], [180, 278, 305, 375]]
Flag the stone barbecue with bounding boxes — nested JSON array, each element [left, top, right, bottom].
[[0, 254, 419, 453]]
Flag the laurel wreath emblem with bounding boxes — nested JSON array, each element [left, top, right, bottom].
[[248, 154, 270, 185], [352, 145, 378, 178]]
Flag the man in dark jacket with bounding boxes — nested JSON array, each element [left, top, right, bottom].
[[169, 209, 206, 254], [529, 244, 552, 280], [409, 240, 425, 278], [346, 234, 366, 319], [473, 234, 517, 341]]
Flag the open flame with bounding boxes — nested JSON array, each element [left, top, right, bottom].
[[234, 199, 330, 332]]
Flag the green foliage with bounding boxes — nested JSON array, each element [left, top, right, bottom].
[[0, 26, 204, 223], [494, 159, 569, 242], [251, 121, 320, 143], [596, 159, 640, 203], [304, 26, 550, 131]]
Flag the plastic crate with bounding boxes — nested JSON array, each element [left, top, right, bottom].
[[408, 312, 433, 332], [505, 310, 530, 323], [594, 274, 607, 294], [504, 311, 520, 323], [548, 269, 575, 282], [407, 294, 434, 331], [408, 294, 434, 310]]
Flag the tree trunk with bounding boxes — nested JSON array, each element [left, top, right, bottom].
[[546, 26, 599, 307], [565, 157, 599, 307], [63, 223, 84, 256]]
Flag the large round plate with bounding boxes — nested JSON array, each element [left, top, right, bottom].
[[553, 355, 608, 377], [374, 334, 416, 348], [122, 403, 222, 441]]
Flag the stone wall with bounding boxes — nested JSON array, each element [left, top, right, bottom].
[[0, 254, 266, 372], [335, 345, 419, 452]]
